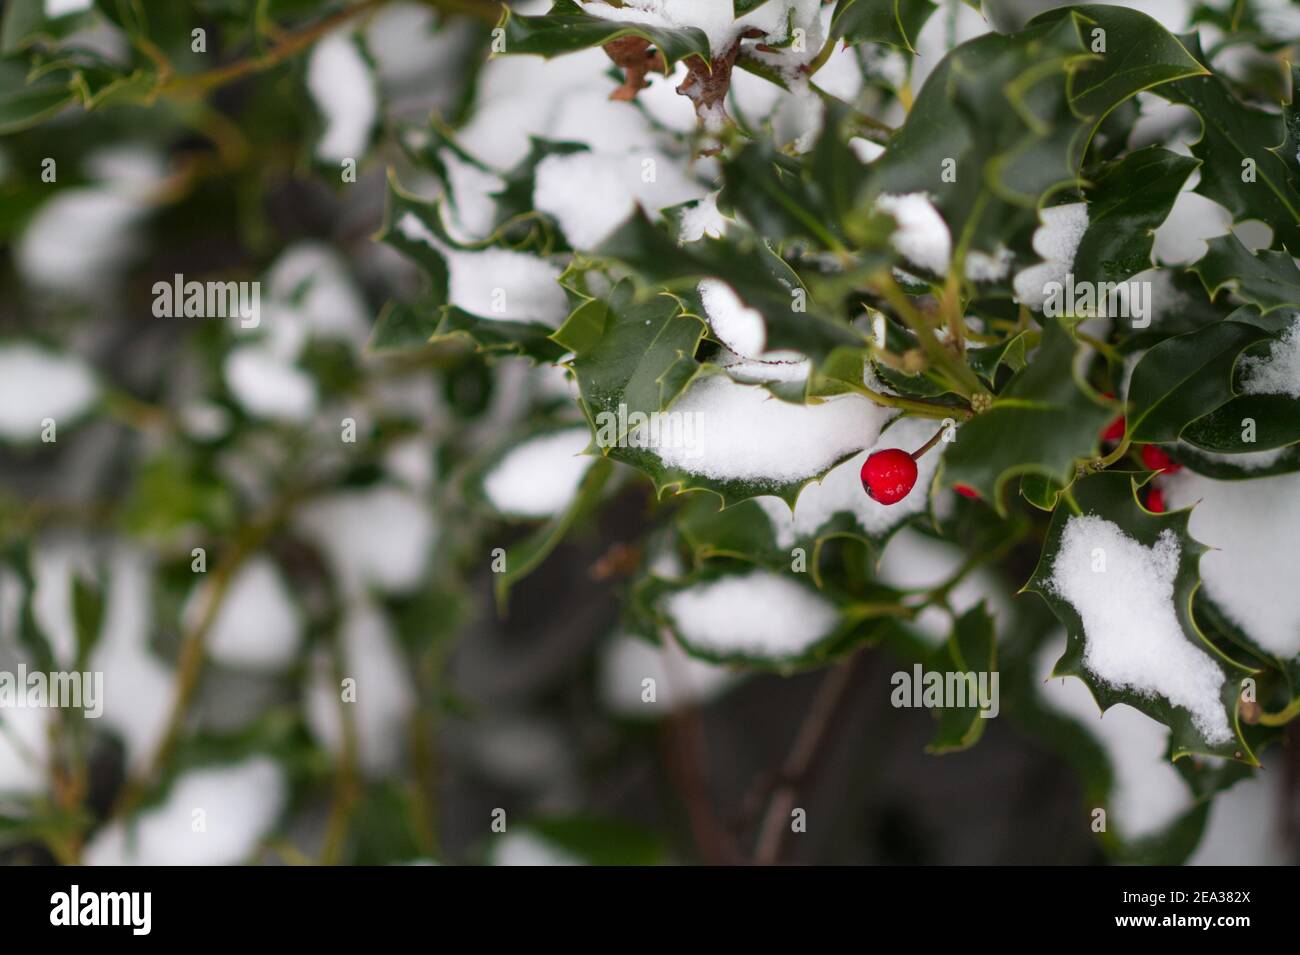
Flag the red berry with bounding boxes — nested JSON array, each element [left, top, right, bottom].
[[1100, 414, 1125, 442], [1140, 444, 1181, 474], [860, 448, 918, 505], [1146, 487, 1166, 513], [954, 484, 979, 499]]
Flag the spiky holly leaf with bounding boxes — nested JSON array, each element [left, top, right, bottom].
[[1158, 34, 1300, 255], [1125, 318, 1273, 443], [371, 176, 567, 361], [1190, 233, 1300, 314], [1024, 470, 1256, 762], [871, 6, 1202, 266], [830, 0, 938, 54], [1072, 146, 1198, 286], [1182, 395, 1300, 456], [594, 208, 868, 366], [925, 603, 997, 754], [498, 0, 711, 67], [941, 319, 1112, 514]]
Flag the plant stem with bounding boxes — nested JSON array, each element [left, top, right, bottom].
[[911, 421, 951, 460], [752, 656, 857, 864]]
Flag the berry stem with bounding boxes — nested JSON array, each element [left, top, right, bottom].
[[911, 423, 950, 460]]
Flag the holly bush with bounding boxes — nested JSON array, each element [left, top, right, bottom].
[[0, 0, 1297, 866]]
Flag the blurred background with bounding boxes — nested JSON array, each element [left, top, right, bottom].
[[0, 0, 1297, 865]]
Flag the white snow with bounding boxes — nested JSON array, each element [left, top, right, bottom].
[[83, 757, 286, 865], [1164, 469, 1300, 659], [0, 345, 98, 442], [440, 149, 505, 241], [875, 193, 952, 276], [0, 703, 49, 796], [850, 138, 886, 163], [306, 33, 377, 162], [1153, 176, 1231, 265], [662, 569, 838, 660], [699, 279, 766, 357], [190, 557, 302, 670], [1046, 515, 1232, 744], [1189, 765, 1290, 864], [1036, 634, 1192, 840], [754, 416, 943, 546], [397, 212, 568, 325], [490, 830, 583, 866], [17, 188, 144, 294], [304, 599, 416, 778], [1013, 203, 1090, 309], [644, 374, 891, 485], [46, 0, 92, 15], [1239, 315, 1300, 399], [295, 485, 436, 594], [677, 192, 728, 242], [89, 548, 173, 770], [598, 631, 738, 716], [223, 346, 318, 422], [534, 148, 704, 250], [482, 427, 594, 518]]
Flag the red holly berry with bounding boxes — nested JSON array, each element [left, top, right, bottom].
[[954, 484, 979, 499], [860, 448, 918, 505], [1140, 444, 1182, 474], [1146, 487, 1166, 513], [1100, 414, 1126, 442]]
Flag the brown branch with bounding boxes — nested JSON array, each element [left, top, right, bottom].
[[752, 656, 859, 865]]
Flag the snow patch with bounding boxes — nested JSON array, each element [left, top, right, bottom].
[[644, 375, 890, 485], [306, 34, 377, 162], [1046, 515, 1231, 744], [483, 427, 594, 518], [662, 569, 838, 660], [0, 345, 97, 442], [1164, 469, 1300, 659]]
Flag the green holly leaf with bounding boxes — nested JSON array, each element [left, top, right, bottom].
[[830, 0, 938, 54], [1158, 34, 1300, 255], [1190, 232, 1300, 314], [498, 0, 711, 68], [925, 603, 997, 754], [941, 319, 1112, 513], [0, 60, 74, 133], [1182, 394, 1300, 455], [594, 209, 867, 366], [373, 175, 567, 361], [1072, 146, 1198, 285], [1125, 318, 1272, 443], [1024, 470, 1256, 762]]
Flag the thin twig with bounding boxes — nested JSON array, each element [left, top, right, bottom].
[[752, 656, 859, 865]]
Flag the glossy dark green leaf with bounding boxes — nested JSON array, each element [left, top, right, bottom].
[[1158, 33, 1300, 254], [499, 0, 710, 68], [941, 319, 1112, 513], [1190, 232, 1300, 314], [925, 603, 997, 754], [1125, 319, 1271, 443], [1182, 394, 1300, 454], [1073, 146, 1198, 285], [830, 0, 938, 54]]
